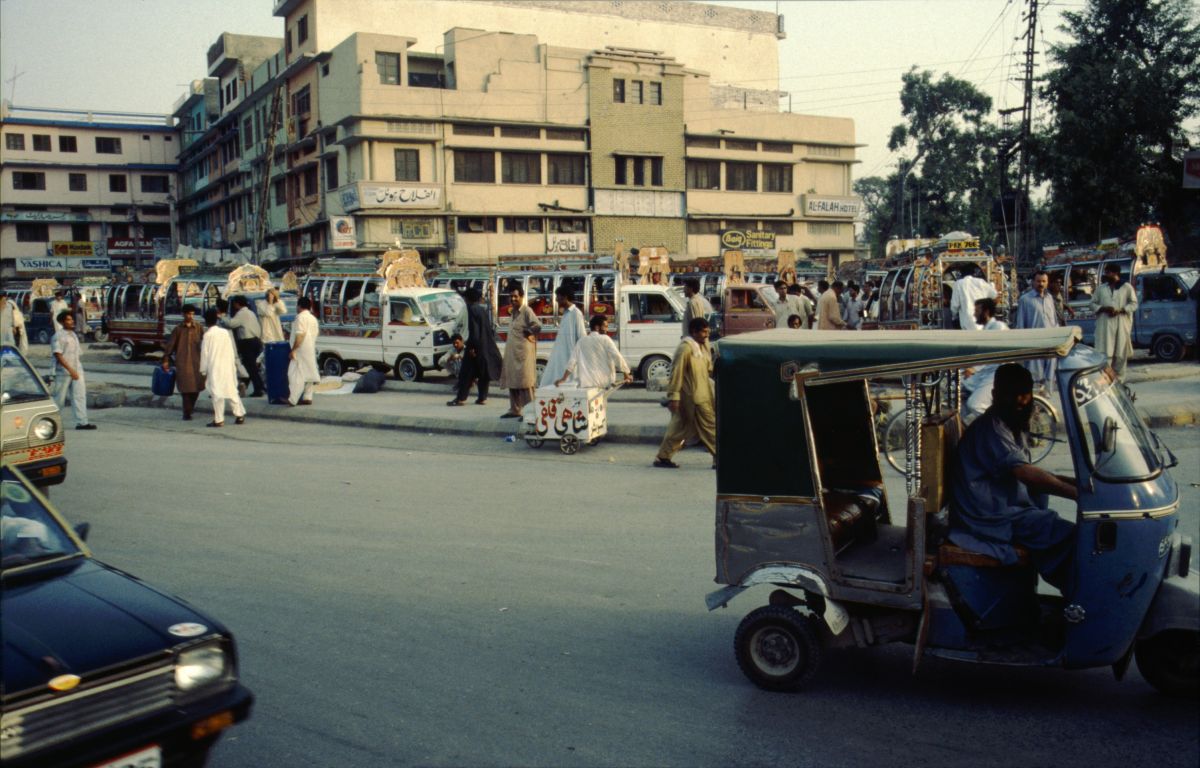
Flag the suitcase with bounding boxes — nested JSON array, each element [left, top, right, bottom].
[[151, 366, 177, 397], [264, 341, 291, 403]]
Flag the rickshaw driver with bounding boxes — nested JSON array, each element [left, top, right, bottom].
[[949, 364, 1078, 588]]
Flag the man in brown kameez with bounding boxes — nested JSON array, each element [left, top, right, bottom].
[[498, 286, 541, 418], [654, 317, 717, 468], [162, 304, 205, 420]]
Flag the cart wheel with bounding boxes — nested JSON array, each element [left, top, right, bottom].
[[526, 437, 544, 449], [1135, 630, 1199, 698], [734, 605, 822, 692], [560, 434, 580, 455]]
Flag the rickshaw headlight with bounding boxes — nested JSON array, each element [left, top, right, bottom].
[[32, 418, 57, 441], [175, 644, 229, 691]]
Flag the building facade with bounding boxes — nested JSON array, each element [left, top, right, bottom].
[[0, 104, 176, 280], [167, 0, 860, 270]]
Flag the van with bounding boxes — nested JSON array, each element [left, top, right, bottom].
[[0, 344, 66, 486]]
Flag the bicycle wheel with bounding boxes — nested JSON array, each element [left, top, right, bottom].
[[882, 411, 908, 474], [1027, 396, 1059, 464]]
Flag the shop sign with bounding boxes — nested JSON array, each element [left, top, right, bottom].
[[396, 218, 440, 242], [330, 216, 357, 249], [51, 241, 96, 257], [106, 238, 156, 256], [803, 195, 863, 218], [16, 257, 111, 274], [720, 229, 776, 251], [340, 182, 441, 211], [1, 211, 90, 223], [546, 233, 589, 254]]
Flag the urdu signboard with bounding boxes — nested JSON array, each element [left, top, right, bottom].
[[340, 183, 442, 211]]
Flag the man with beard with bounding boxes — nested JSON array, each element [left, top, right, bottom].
[[949, 363, 1077, 587], [448, 288, 502, 406]]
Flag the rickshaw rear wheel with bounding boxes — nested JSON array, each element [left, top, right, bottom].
[[734, 606, 822, 692], [1135, 630, 1199, 698]]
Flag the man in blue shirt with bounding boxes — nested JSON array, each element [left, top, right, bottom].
[[950, 363, 1076, 587], [1015, 270, 1060, 388]]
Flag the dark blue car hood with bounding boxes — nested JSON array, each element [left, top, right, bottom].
[[2, 559, 217, 697]]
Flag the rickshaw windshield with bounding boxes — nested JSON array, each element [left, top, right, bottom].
[[1072, 368, 1161, 481]]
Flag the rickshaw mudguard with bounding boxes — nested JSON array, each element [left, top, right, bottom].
[[705, 565, 851, 636], [1138, 534, 1199, 639]]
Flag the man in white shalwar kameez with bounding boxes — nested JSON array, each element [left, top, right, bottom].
[[555, 315, 633, 389], [287, 296, 321, 406], [539, 287, 586, 388], [949, 264, 998, 330], [963, 297, 1010, 420], [200, 308, 246, 427], [1092, 263, 1138, 380]]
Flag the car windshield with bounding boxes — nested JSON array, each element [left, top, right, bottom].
[[419, 292, 465, 325], [1072, 368, 1161, 481], [2, 469, 81, 570], [1178, 269, 1197, 292], [1, 346, 49, 405]]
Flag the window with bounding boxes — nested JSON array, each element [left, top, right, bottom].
[[32, 134, 51, 151], [614, 156, 627, 186], [648, 82, 662, 105], [725, 138, 757, 151], [762, 141, 792, 153], [286, 28, 292, 56], [650, 157, 663, 186], [726, 162, 757, 191], [15, 223, 49, 242], [627, 292, 680, 322], [142, 205, 168, 216], [548, 218, 587, 233], [6, 133, 25, 150], [274, 179, 286, 205], [297, 14, 308, 43], [687, 219, 721, 235], [502, 152, 540, 184], [321, 61, 330, 77], [632, 157, 645, 186], [110, 222, 130, 238], [376, 52, 400, 85], [59, 135, 77, 152], [12, 171, 46, 190], [807, 222, 842, 236], [454, 150, 495, 183], [547, 154, 585, 185], [726, 219, 757, 231], [613, 78, 625, 104], [95, 136, 122, 154], [763, 164, 793, 193], [631, 80, 644, 104], [69, 173, 87, 191], [503, 217, 542, 233], [760, 220, 794, 235], [71, 223, 90, 241], [394, 148, 420, 181], [500, 126, 540, 139], [456, 216, 497, 233], [292, 85, 311, 116], [109, 174, 127, 192], [324, 157, 338, 190], [243, 117, 254, 149], [686, 136, 720, 149], [452, 123, 494, 136], [303, 166, 319, 197], [140, 175, 170, 193], [546, 128, 585, 142], [686, 160, 720, 190]]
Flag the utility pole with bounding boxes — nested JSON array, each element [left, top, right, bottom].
[[1013, 0, 1039, 268]]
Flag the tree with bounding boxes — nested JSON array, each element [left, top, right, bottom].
[[1036, 0, 1200, 251]]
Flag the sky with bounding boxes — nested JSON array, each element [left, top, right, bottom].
[[0, 0, 1082, 180]]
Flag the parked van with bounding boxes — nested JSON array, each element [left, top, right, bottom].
[[300, 267, 464, 381], [493, 262, 686, 382], [0, 344, 66, 486]]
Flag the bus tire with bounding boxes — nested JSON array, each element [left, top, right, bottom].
[[1151, 334, 1185, 363], [319, 354, 345, 377], [394, 354, 423, 382], [119, 340, 138, 361], [639, 354, 671, 383]]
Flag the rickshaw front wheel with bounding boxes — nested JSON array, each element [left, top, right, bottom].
[[1135, 630, 1199, 698], [734, 605, 822, 692]]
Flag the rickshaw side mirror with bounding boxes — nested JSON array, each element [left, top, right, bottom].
[[1101, 416, 1118, 454]]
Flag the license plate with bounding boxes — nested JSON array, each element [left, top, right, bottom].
[[94, 745, 161, 768]]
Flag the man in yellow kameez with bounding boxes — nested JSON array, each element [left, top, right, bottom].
[[654, 318, 716, 468]]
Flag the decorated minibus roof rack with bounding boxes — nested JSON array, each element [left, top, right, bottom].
[[307, 257, 385, 276], [495, 253, 612, 271]]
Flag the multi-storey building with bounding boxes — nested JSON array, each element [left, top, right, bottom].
[[0, 103, 176, 280], [169, 0, 861, 270]]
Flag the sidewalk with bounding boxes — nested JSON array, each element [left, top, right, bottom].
[[25, 345, 1200, 443]]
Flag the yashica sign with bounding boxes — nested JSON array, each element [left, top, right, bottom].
[[17, 257, 111, 274], [330, 216, 357, 249], [51, 241, 96, 257], [803, 195, 863, 218], [340, 183, 441, 211]]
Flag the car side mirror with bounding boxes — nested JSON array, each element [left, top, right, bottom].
[[74, 522, 90, 542], [1101, 416, 1118, 454]]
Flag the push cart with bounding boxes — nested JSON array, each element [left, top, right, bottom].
[[522, 383, 622, 454]]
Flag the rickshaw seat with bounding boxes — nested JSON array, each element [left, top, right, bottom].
[[935, 542, 1031, 568]]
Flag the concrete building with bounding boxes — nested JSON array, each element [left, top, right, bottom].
[[0, 103, 176, 280], [168, 0, 860, 269]]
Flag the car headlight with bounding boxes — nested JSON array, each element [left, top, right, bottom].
[[32, 417, 57, 441], [175, 644, 229, 692]]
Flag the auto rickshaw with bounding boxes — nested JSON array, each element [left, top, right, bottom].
[[707, 328, 1197, 695]]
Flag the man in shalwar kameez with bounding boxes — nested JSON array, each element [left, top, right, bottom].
[[555, 314, 632, 389], [287, 296, 320, 406], [1015, 270, 1060, 389], [200, 308, 246, 427], [1092, 263, 1138, 380], [539, 286, 585, 388], [499, 286, 541, 418], [653, 317, 716, 469]]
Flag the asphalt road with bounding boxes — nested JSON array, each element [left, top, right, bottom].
[[51, 412, 1200, 768]]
